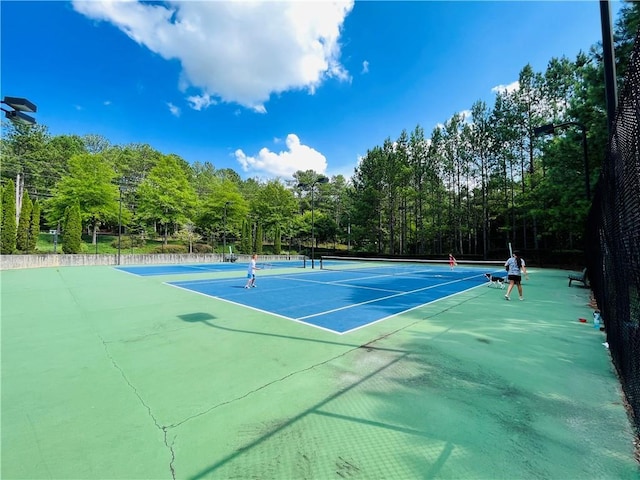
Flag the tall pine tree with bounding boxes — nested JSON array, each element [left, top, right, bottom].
[[62, 201, 82, 254], [255, 223, 263, 254], [1, 180, 17, 254], [240, 219, 251, 253], [16, 190, 33, 252], [28, 200, 41, 253], [273, 223, 281, 254]]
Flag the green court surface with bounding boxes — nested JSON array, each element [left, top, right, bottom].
[[1, 264, 638, 479]]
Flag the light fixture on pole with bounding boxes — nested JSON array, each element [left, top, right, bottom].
[[534, 122, 590, 200], [223, 201, 232, 260], [1, 96, 37, 125], [298, 175, 329, 268]]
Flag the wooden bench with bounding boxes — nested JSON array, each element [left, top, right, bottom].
[[568, 268, 589, 287]]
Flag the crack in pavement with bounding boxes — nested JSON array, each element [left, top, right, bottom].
[[98, 291, 486, 478], [100, 335, 177, 480]]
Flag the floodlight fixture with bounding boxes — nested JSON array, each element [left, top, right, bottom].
[[533, 124, 556, 137], [2, 96, 37, 113], [2, 96, 37, 126], [3, 109, 36, 126]]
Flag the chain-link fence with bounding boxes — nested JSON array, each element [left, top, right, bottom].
[[586, 29, 640, 435]]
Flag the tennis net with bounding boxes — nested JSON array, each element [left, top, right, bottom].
[[319, 256, 506, 279]]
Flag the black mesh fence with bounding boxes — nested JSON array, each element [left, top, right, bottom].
[[585, 29, 640, 435]]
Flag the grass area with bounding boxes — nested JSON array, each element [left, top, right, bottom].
[[33, 233, 301, 255], [35, 233, 216, 255]]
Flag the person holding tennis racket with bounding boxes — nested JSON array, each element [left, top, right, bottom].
[[504, 251, 529, 301], [449, 253, 458, 270], [244, 254, 260, 289]]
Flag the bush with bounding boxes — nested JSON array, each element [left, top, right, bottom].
[[110, 236, 146, 249], [193, 243, 213, 253], [151, 244, 188, 254]]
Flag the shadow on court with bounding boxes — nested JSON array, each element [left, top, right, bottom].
[[177, 312, 408, 353]]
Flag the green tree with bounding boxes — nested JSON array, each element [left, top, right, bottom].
[[614, 1, 640, 84], [0, 184, 2, 230], [191, 161, 218, 198], [175, 223, 202, 253], [351, 147, 384, 252], [114, 143, 162, 187], [0, 124, 56, 200], [46, 153, 120, 244], [197, 178, 248, 248], [1, 179, 17, 254], [28, 200, 41, 253], [252, 179, 297, 243], [255, 222, 263, 254], [62, 201, 82, 254], [240, 219, 251, 254], [16, 189, 33, 252], [468, 101, 495, 258], [137, 154, 197, 244], [314, 214, 337, 247], [273, 223, 282, 254]]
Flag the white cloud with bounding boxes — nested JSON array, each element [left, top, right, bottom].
[[167, 102, 181, 117], [361, 60, 369, 74], [491, 81, 520, 94], [235, 134, 328, 178], [73, 1, 354, 112], [460, 109, 472, 123], [186, 94, 217, 112], [103, 100, 112, 106]]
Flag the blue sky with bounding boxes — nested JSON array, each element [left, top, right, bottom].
[[1, 1, 623, 181]]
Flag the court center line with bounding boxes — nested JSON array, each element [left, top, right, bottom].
[[271, 275, 403, 294], [295, 274, 482, 321]]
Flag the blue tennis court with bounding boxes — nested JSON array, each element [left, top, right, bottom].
[[116, 259, 304, 276], [168, 264, 506, 333]]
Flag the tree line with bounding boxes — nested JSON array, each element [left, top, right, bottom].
[[1, 3, 638, 259]]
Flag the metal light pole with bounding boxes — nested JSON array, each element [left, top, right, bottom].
[[54, 222, 60, 253], [223, 201, 231, 260], [534, 122, 590, 200], [298, 176, 329, 268], [131, 204, 135, 254], [347, 212, 351, 253]]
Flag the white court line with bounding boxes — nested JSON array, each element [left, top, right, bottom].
[[270, 275, 403, 294], [165, 282, 339, 334], [339, 283, 486, 335], [165, 271, 489, 335], [295, 273, 483, 321]]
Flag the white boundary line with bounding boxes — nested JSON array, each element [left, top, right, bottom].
[[166, 272, 487, 335], [295, 274, 480, 320], [165, 282, 339, 334]]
